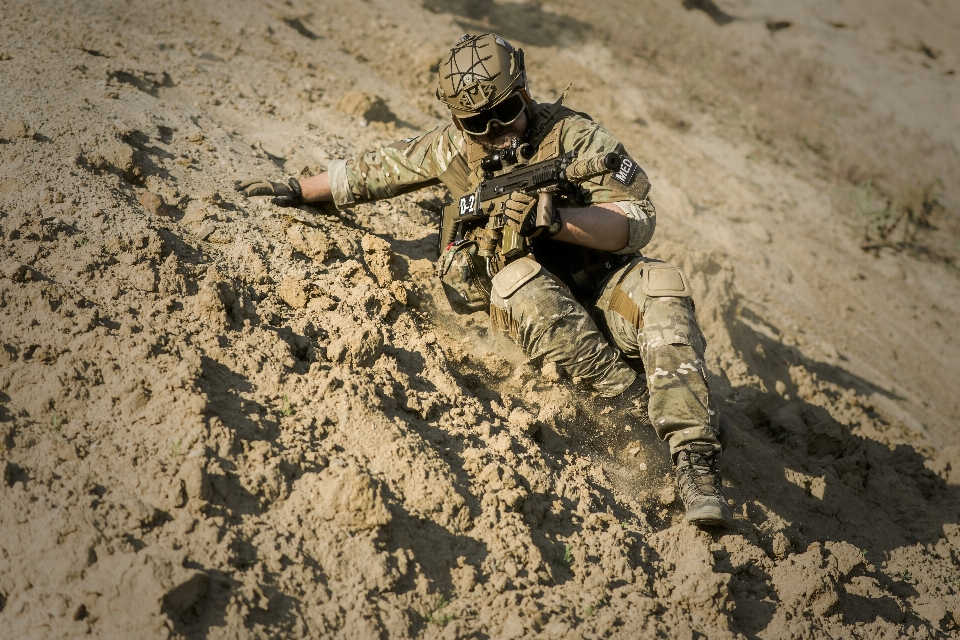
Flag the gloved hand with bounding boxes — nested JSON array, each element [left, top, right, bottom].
[[502, 191, 537, 235], [235, 177, 303, 207]]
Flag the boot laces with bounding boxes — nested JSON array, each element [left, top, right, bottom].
[[677, 445, 724, 499]]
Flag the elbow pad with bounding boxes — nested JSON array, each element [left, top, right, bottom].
[[611, 197, 657, 255], [328, 159, 356, 209]]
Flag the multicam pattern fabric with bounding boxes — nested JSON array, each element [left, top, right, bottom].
[[328, 101, 657, 255], [616, 198, 657, 256], [491, 257, 721, 457], [330, 126, 461, 206], [330, 101, 717, 457], [436, 240, 491, 313], [489, 266, 637, 398], [598, 258, 721, 455]]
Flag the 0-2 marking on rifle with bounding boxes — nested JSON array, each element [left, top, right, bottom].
[[439, 150, 626, 258], [458, 192, 481, 219]]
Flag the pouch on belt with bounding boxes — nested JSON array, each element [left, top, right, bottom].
[[436, 240, 492, 313]]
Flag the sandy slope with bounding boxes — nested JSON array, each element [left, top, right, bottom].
[[1, 0, 959, 638]]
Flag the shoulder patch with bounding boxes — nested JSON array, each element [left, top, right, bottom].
[[613, 156, 639, 186], [601, 153, 651, 201]]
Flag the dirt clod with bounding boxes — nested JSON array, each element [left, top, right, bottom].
[[139, 191, 165, 215], [1, 119, 30, 139]]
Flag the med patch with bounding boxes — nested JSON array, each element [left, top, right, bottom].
[[613, 156, 638, 186], [604, 152, 651, 200]]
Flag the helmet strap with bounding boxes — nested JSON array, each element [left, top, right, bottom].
[[517, 88, 534, 142]]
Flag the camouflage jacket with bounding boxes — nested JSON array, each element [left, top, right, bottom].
[[328, 99, 657, 258]]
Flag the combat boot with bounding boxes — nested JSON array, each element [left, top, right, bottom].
[[675, 443, 732, 526]]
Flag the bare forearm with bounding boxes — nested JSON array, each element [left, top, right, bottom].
[[551, 203, 628, 251], [299, 172, 333, 202]]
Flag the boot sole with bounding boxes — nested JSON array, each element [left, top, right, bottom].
[[685, 503, 732, 526]]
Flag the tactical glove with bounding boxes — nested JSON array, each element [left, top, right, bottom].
[[502, 191, 538, 235], [235, 177, 303, 207], [503, 191, 561, 238]]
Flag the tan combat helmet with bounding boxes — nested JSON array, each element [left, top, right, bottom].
[[436, 34, 528, 123]]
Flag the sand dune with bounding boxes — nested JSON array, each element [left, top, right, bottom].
[[1, 0, 959, 637]]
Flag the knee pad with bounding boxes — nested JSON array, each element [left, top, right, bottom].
[[489, 258, 584, 353], [491, 256, 542, 299], [607, 261, 691, 330], [489, 256, 543, 338], [640, 262, 691, 298]]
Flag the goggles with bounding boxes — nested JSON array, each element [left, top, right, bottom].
[[457, 93, 527, 136]]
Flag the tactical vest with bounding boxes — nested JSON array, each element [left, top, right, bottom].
[[436, 100, 644, 301], [434, 99, 579, 202]]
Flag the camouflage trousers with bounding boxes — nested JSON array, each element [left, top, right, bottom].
[[489, 256, 721, 457]]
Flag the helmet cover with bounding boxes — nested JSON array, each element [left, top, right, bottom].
[[436, 33, 527, 119]]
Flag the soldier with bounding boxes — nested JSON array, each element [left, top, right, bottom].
[[237, 33, 732, 526]]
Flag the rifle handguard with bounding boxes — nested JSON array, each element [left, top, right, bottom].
[[564, 152, 622, 182]]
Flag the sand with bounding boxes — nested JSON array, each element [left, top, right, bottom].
[[1, 0, 959, 637]]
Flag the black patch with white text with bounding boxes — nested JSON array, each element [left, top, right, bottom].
[[457, 192, 483, 220], [613, 156, 638, 186]]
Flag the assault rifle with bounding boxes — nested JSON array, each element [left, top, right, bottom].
[[437, 149, 630, 259]]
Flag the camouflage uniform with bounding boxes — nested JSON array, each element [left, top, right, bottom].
[[328, 100, 721, 457]]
